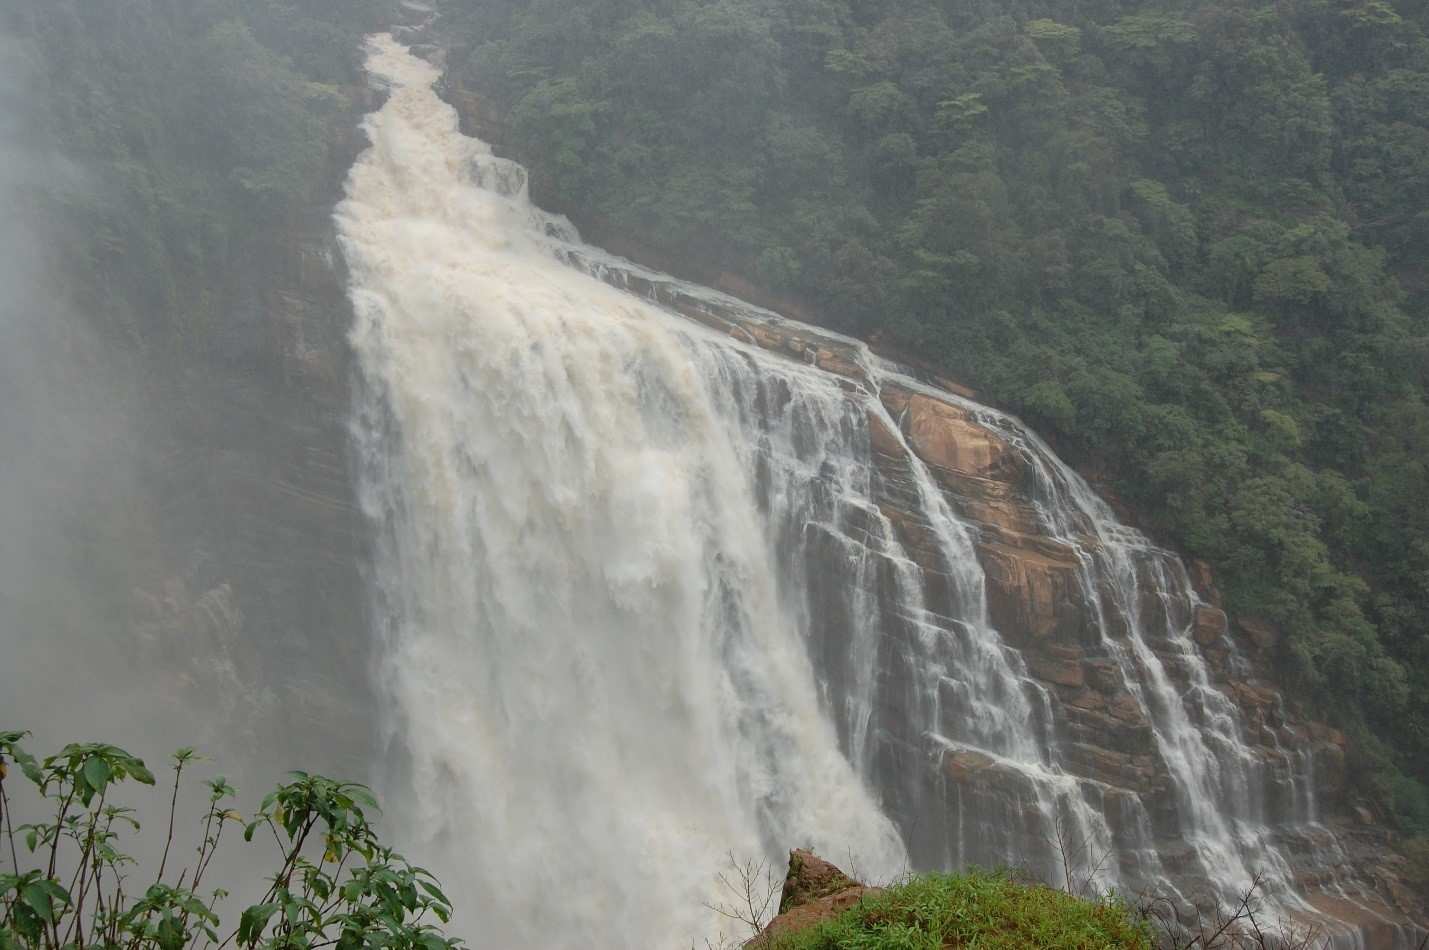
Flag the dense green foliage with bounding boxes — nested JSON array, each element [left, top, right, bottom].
[[758, 871, 1149, 949], [437, 0, 1429, 819], [9, 0, 1429, 831], [0, 732, 458, 950], [2, 0, 392, 359]]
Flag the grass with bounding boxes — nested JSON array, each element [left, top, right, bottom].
[[761, 870, 1151, 949]]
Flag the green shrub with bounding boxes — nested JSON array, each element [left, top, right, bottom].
[[1389, 771, 1429, 836], [761, 871, 1150, 950], [0, 731, 459, 950]]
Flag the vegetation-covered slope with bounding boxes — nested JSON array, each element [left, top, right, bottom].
[[7, 0, 1429, 837], [757, 869, 1149, 949], [436, 0, 1429, 827], [3, 0, 391, 361]]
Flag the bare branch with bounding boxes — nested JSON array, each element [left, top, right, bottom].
[[701, 851, 782, 938]]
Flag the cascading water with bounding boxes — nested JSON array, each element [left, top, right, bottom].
[[338, 33, 1418, 950], [339, 36, 907, 949]]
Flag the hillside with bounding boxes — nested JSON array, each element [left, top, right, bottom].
[[434, 0, 1429, 828]]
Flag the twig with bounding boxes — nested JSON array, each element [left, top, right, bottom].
[[0, 771, 20, 874], [62, 789, 109, 947], [48, 783, 78, 879], [1054, 818, 1074, 894], [702, 851, 781, 937], [215, 816, 318, 950], [155, 757, 188, 886]]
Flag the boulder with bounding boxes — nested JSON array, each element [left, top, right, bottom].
[[944, 748, 1001, 781], [815, 346, 865, 381], [1027, 646, 1085, 688], [1192, 605, 1228, 647], [903, 394, 1010, 479], [866, 410, 904, 458], [1066, 742, 1139, 790], [1108, 691, 1146, 726], [1237, 615, 1281, 652], [747, 851, 880, 947], [881, 384, 912, 417], [981, 542, 1082, 645], [1085, 659, 1124, 694], [1189, 560, 1221, 606]]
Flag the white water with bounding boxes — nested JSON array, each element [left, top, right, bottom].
[[338, 33, 1411, 950], [339, 36, 905, 949]]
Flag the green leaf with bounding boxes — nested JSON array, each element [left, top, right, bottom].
[[24, 827, 37, 852], [238, 902, 279, 946], [158, 911, 184, 950], [346, 786, 380, 811], [417, 881, 449, 907], [21, 882, 54, 923], [16, 751, 42, 786], [83, 756, 112, 796], [40, 880, 71, 904]]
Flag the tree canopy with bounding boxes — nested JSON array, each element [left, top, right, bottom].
[[439, 0, 1429, 826]]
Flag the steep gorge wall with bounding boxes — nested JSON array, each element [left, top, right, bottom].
[[546, 233, 1429, 943], [443, 64, 1386, 831], [91, 86, 383, 780]]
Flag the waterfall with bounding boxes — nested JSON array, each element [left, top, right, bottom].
[[337, 34, 1414, 950], [339, 36, 906, 949]]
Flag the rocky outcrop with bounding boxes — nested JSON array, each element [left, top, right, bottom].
[[747, 851, 878, 947]]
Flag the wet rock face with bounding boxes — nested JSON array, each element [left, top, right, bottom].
[[867, 372, 1423, 941], [117, 104, 375, 779], [565, 277, 1425, 944], [439, 91, 1425, 938], [901, 393, 1010, 480]]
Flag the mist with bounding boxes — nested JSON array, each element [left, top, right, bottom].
[[0, 31, 165, 750], [0, 24, 378, 918], [0, 21, 364, 818]]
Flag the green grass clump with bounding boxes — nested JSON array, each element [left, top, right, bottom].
[[763, 870, 1150, 949]]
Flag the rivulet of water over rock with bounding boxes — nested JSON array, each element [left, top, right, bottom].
[[338, 33, 1422, 950]]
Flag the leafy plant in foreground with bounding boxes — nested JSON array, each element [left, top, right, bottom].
[[0, 731, 459, 950]]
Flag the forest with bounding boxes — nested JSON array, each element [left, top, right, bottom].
[[437, 0, 1429, 831], [4, 0, 1428, 835]]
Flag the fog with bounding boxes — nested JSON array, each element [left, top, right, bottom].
[[0, 16, 361, 859], [0, 32, 163, 750], [0, 37, 389, 934]]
